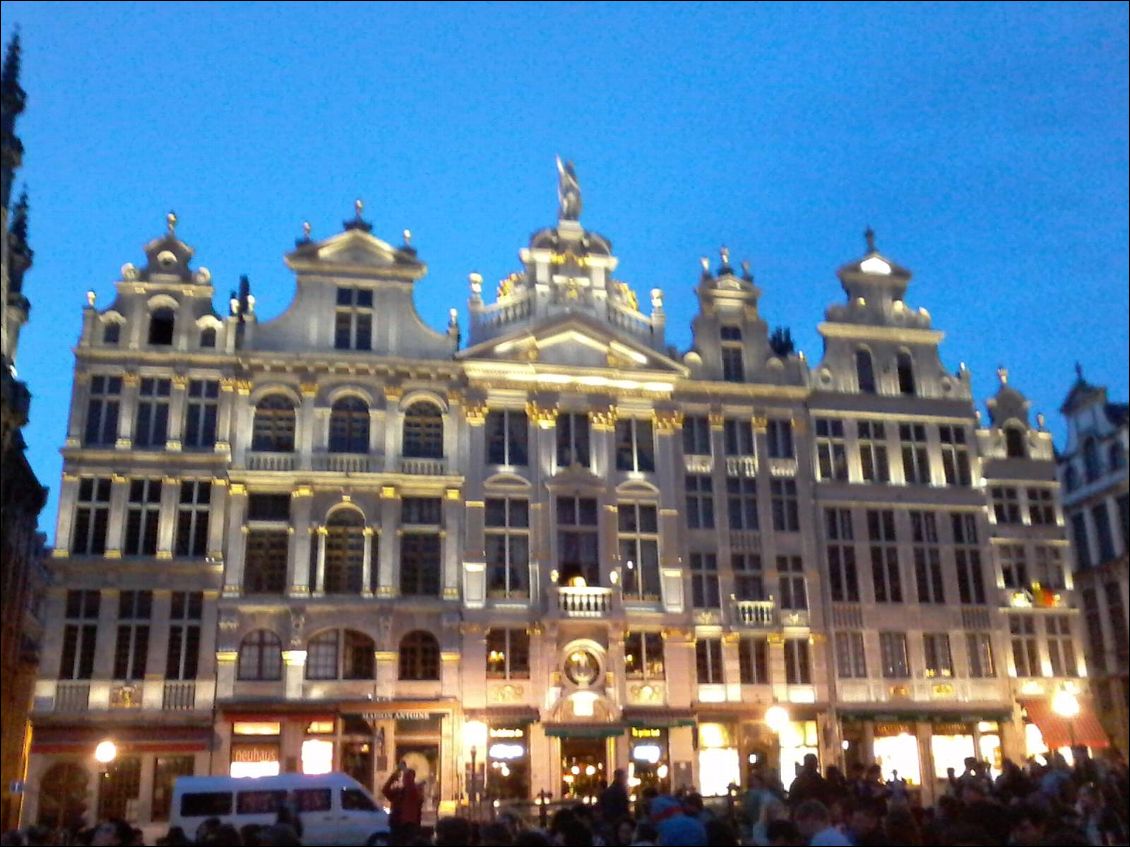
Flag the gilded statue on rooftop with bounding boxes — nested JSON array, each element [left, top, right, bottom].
[[556, 156, 582, 221]]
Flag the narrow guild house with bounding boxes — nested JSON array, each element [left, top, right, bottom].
[[24, 160, 1107, 835]]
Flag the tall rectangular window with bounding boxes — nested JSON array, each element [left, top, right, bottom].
[[880, 632, 910, 678], [1034, 545, 1065, 590], [952, 514, 986, 604], [72, 477, 112, 555], [625, 632, 665, 680], [911, 512, 945, 604], [400, 534, 441, 596], [334, 287, 373, 350], [1010, 617, 1039, 677], [732, 553, 764, 600], [726, 477, 758, 530], [1045, 616, 1077, 676], [690, 552, 720, 608], [486, 628, 530, 679], [899, 423, 930, 484], [939, 425, 972, 486], [84, 375, 122, 446], [165, 591, 202, 680], [724, 419, 754, 456], [777, 555, 807, 611], [134, 377, 171, 448], [556, 413, 591, 468], [1071, 513, 1092, 568], [59, 590, 100, 680], [835, 632, 868, 679], [244, 530, 288, 594], [486, 410, 528, 466], [770, 479, 799, 532], [999, 544, 1028, 590], [966, 633, 995, 678], [825, 508, 858, 602], [557, 496, 599, 585], [685, 475, 715, 530], [114, 590, 152, 681], [151, 756, 195, 822], [869, 510, 901, 603], [923, 633, 954, 678], [618, 503, 660, 601], [1093, 503, 1116, 562], [124, 479, 162, 556], [696, 638, 724, 684], [857, 421, 890, 483], [991, 487, 1022, 524], [1027, 488, 1056, 526], [720, 326, 744, 382], [766, 419, 794, 459], [615, 418, 656, 472], [814, 419, 847, 481], [682, 415, 711, 456], [1105, 581, 1127, 652], [784, 639, 812, 684], [485, 498, 529, 599], [175, 481, 211, 558], [739, 637, 770, 684], [183, 379, 219, 449]]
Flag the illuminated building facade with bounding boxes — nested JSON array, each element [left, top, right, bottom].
[[24, 164, 1104, 834], [1057, 370, 1129, 755]]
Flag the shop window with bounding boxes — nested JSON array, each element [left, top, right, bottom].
[[98, 756, 141, 821], [329, 397, 370, 453], [873, 728, 921, 785], [399, 630, 440, 680], [152, 756, 195, 821], [36, 763, 89, 830], [237, 630, 282, 681], [402, 401, 444, 458]]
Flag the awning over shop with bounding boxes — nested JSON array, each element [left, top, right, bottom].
[[31, 725, 214, 754], [622, 708, 697, 728], [1021, 699, 1109, 750], [544, 723, 625, 738], [838, 710, 1012, 724]]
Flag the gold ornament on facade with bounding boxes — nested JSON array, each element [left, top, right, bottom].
[[300, 382, 317, 398], [708, 411, 725, 429], [171, 374, 189, 388], [652, 409, 684, 433], [526, 401, 558, 429], [380, 485, 399, 499], [464, 402, 487, 426], [123, 373, 140, 387], [589, 406, 618, 432], [495, 684, 524, 703], [292, 486, 313, 498], [752, 415, 768, 432], [235, 379, 252, 395], [229, 483, 247, 496]]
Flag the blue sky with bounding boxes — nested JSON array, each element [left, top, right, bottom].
[[2, 2, 1127, 536]]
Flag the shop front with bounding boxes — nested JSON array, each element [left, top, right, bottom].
[[544, 724, 623, 802], [622, 708, 695, 797]]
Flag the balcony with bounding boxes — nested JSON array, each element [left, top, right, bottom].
[[733, 599, 777, 627], [311, 453, 380, 473], [684, 454, 712, 474], [246, 451, 298, 472], [554, 586, 614, 618], [399, 457, 448, 475], [162, 681, 197, 711], [1004, 584, 1068, 609], [767, 457, 798, 477], [724, 456, 757, 478], [54, 682, 90, 712]]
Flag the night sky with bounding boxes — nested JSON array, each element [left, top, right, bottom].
[[2, 2, 1127, 536]]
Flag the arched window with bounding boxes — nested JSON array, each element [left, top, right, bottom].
[[324, 509, 365, 594], [199, 327, 217, 349], [329, 397, 370, 453], [1110, 442, 1126, 471], [896, 351, 915, 395], [237, 630, 282, 681], [856, 349, 876, 394], [148, 308, 175, 345], [399, 630, 440, 680], [37, 762, 90, 830], [306, 629, 375, 680], [402, 402, 443, 458], [252, 396, 296, 452], [1005, 427, 1026, 459], [1083, 438, 1102, 482]]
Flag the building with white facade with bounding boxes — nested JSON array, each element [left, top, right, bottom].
[[24, 165, 1107, 835], [1057, 369, 1129, 756]]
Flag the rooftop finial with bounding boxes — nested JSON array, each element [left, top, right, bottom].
[[354, 198, 364, 219], [555, 156, 582, 221], [700, 256, 710, 275], [997, 365, 1008, 385], [864, 226, 876, 253], [2, 28, 22, 93], [166, 210, 177, 235], [402, 228, 412, 246], [1075, 361, 1084, 381], [303, 221, 312, 239], [741, 260, 752, 281], [719, 245, 731, 270]]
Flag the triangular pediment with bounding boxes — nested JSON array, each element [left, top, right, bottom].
[[458, 313, 687, 376], [285, 228, 423, 275]]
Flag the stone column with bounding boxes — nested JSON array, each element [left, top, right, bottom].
[[283, 649, 307, 700], [222, 484, 248, 596], [105, 474, 130, 559], [289, 488, 314, 596], [298, 383, 318, 469], [157, 475, 179, 559], [216, 377, 237, 455], [116, 372, 139, 449], [166, 374, 188, 450], [362, 527, 375, 597], [378, 487, 400, 598], [313, 527, 328, 596], [443, 489, 462, 601], [143, 591, 172, 710]]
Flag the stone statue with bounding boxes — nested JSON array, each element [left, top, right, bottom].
[[556, 156, 582, 221]]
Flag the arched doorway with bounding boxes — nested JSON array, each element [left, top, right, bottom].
[[37, 762, 89, 831]]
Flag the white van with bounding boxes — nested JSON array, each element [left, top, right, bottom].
[[170, 772, 390, 846]]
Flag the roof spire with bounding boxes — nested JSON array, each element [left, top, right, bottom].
[[1074, 361, 1084, 381], [343, 197, 373, 233], [2, 28, 21, 94], [864, 226, 876, 253]]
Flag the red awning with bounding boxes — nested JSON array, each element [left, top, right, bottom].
[[1022, 698, 1110, 749]]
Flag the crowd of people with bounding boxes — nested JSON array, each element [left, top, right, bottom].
[[2, 746, 1127, 846]]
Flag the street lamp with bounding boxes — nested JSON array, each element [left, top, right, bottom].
[[463, 720, 488, 820], [765, 705, 790, 735], [94, 740, 117, 822], [1051, 686, 1080, 753]]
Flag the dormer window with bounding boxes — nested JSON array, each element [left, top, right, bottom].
[[720, 325, 744, 382], [148, 308, 175, 346], [1083, 438, 1101, 482], [102, 323, 121, 345], [335, 287, 373, 351], [1110, 442, 1126, 471], [1004, 427, 1026, 459], [199, 328, 216, 349], [856, 349, 876, 394], [896, 352, 915, 395]]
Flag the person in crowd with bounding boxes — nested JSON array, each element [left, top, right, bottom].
[[598, 769, 630, 824], [958, 780, 1009, 845], [787, 754, 831, 809], [1076, 782, 1127, 846], [255, 824, 300, 847], [845, 798, 888, 846], [479, 821, 514, 846], [742, 770, 773, 843], [793, 799, 852, 846], [383, 763, 423, 846], [0, 832, 24, 846], [433, 816, 472, 846], [751, 796, 791, 847], [90, 820, 133, 847], [647, 795, 705, 847], [703, 818, 739, 846], [883, 803, 922, 846], [609, 815, 635, 847], [156, 825, 191, 846], [764, 818, 803, 846]]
